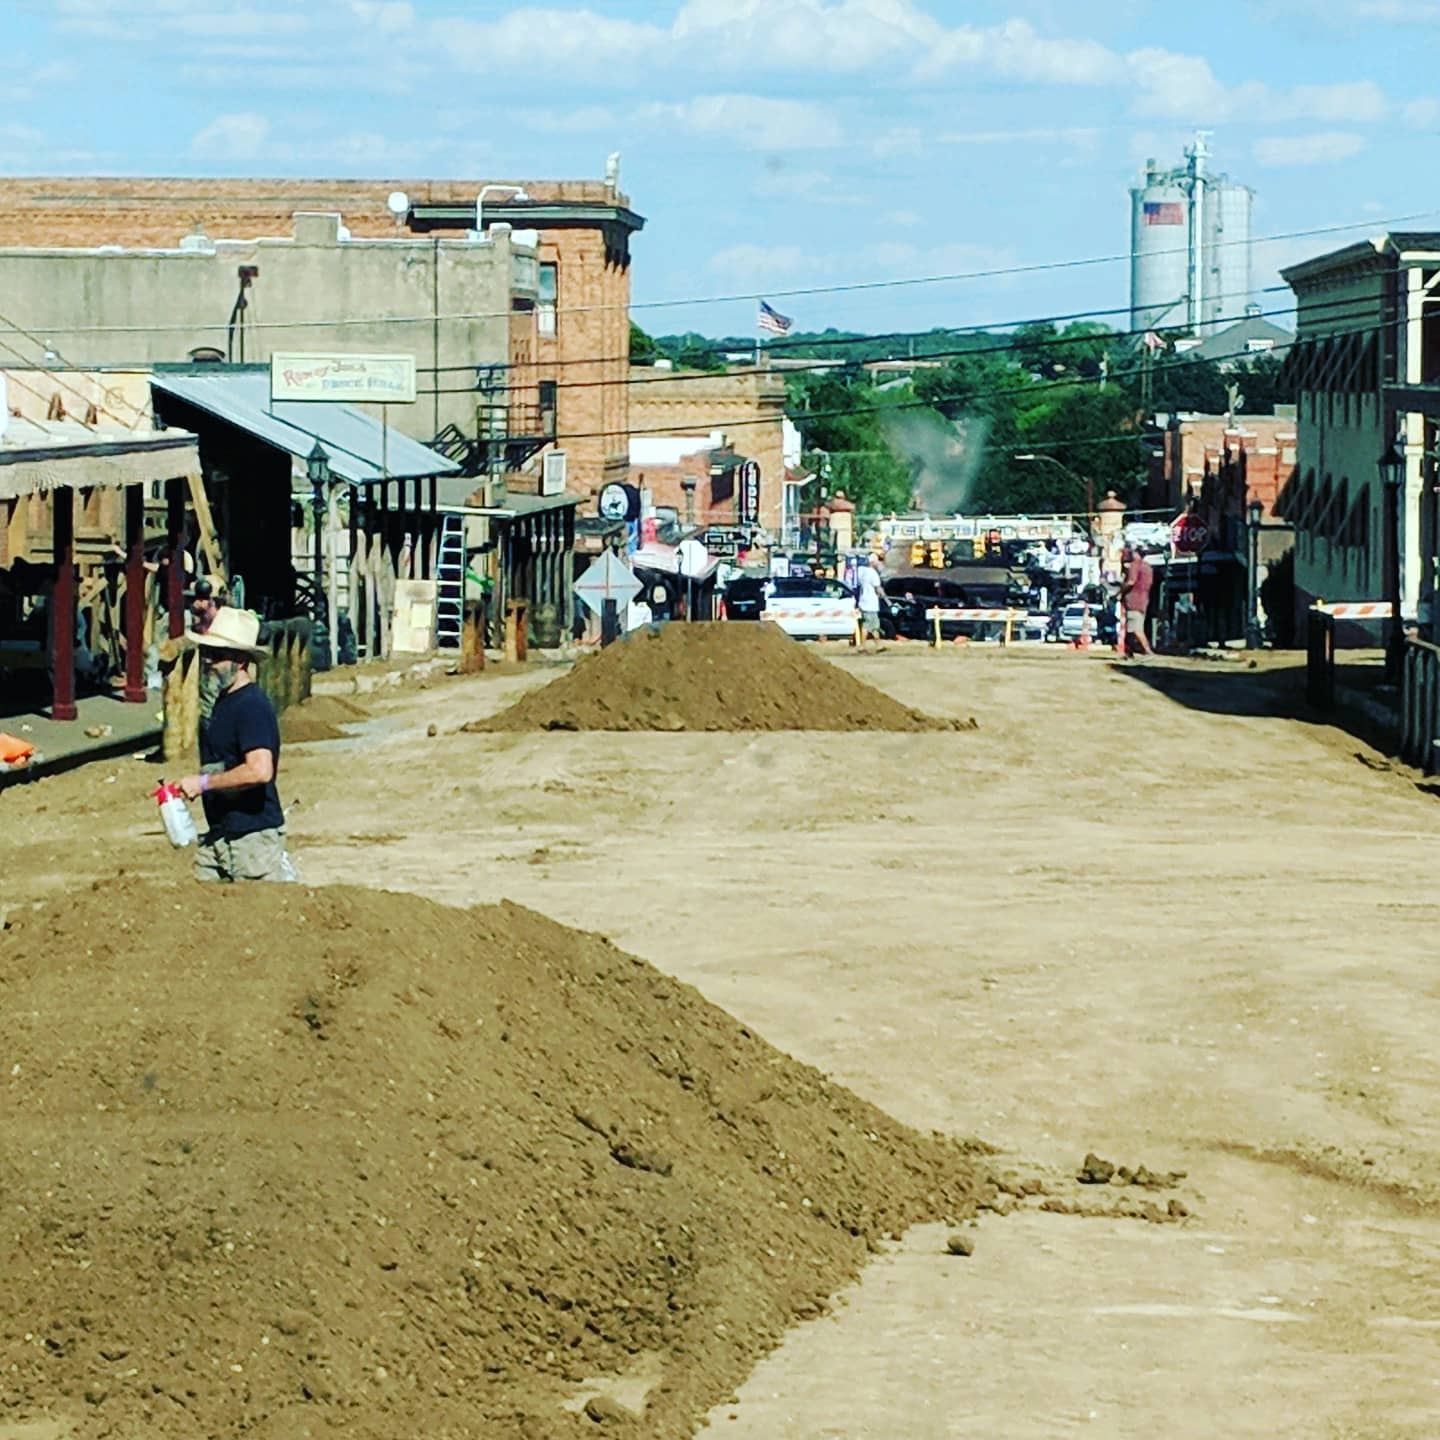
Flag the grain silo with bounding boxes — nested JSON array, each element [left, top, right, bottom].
[[1130, 158, 1190, 333], [1129, 135, 1254, 337]]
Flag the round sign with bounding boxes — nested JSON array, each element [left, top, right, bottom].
[[598, 483, 631, 522], [1171, 515, 1209, 554]]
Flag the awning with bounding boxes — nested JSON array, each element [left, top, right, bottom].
[[0, 415, 199, 501], [151, 369, 458, 485]]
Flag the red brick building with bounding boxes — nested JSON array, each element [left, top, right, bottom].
[[0, 176, 643, 505]]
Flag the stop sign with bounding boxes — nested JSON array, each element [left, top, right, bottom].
[[1171, 515, 1209, 554]]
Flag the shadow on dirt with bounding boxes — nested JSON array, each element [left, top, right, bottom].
[[1111, 656, 1401, 758]]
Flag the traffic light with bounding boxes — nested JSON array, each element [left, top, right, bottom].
[[986, 529, 1002, 556], [909, 540, 925, 566], [927, 541, 945, 568], [972, 535, 986, 558]]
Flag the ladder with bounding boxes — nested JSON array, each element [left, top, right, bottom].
[[435, 512, 465, 651]]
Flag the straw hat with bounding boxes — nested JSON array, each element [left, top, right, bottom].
[[191, 607, 267, 659]]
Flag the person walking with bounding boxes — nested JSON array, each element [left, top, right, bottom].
[[177, 608, 296, 883], [1121, 544, 1155, 659], [855, 553, 885, 653]]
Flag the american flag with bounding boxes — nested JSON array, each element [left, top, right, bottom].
[[1143, 201, 1184, 226], [758, 299, 794, 336]]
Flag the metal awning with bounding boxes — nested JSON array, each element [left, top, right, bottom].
[[0, 415, 198, 501], [150, 369, 458, 485]]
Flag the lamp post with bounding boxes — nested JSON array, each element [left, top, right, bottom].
[[1380, 440, 1406, 677], [307, 440, 333, 671], [1246, 498, 1264, 649], [474, 184, 530, 236]]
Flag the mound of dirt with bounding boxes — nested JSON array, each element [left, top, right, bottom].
[[280, 694, 371, 744], [466, 622, 956, 732], [0, 879, 984, 1439]]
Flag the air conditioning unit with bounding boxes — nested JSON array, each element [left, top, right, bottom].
[[541, 450, 568, 496]]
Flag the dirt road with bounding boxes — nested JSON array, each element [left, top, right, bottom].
[[4, 645, 1439, 1437]]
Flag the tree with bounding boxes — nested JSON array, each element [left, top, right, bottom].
[[1230, 353, 1294, 415], [1146, 354, 1228, 414], [787, 371, 913, 515], [629, 321, 657, 365]]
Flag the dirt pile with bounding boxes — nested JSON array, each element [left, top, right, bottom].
[[467, 622, 957, 732], [280, 694, 371, 744], [0, 880, 984, 1439]]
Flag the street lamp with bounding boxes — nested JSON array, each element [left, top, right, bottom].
[[474, 184, 530, 236], [1246, 497, 1264, 649], [1379, 440, 1406, 675]]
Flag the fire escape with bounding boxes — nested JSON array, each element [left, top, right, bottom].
[[429, 364, 553, 482]]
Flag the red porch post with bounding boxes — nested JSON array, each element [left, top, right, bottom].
[[122, 484, 146, 702], [165, 476, 185, 639], [51, 485, 77, 721]]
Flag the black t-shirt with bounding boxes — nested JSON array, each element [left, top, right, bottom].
[[200, 681, 283, 836]]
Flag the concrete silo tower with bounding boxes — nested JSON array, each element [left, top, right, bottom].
[[1129, 135, 1254, 337]]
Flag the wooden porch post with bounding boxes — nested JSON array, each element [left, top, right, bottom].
[[51, 485, 77, 721], [165, 476, 185, 639], [122, 484, 146, 702]]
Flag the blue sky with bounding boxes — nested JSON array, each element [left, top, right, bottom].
[[3, 0, 1438, 338]]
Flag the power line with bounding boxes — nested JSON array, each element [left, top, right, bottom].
[[418, 289, 1365, 399], [0, 205, 1425, 340], [533, 309, 1395, 447]]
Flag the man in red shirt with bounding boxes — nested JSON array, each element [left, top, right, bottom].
[[1121, 545, 1155, 658]]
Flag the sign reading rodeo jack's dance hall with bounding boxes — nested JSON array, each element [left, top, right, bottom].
[[269, 353, 418, 405]]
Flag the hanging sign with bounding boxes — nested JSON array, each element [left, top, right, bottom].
[[271, 353, 418, 404], [738, 460, 761, 524]]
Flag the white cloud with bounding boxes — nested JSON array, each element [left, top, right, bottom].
[[1252, 131, 1368, 166], [190, 112, 271, 160], [429, 7, 664, 77], [1403, 96, 1440, 127], [645, 94, 843, 150], [348, 0, 415, 34], [708, 242, 811, 290], [1269, 80, 1388, 122], [512, 105, 623, 135]]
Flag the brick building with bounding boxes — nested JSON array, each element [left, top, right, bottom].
[[628, 435, 746, 530], [0, 175, 644, 506], [627, 365, 789, 533], [1141, 409, 1298, 518], [1141, 410, 1297, 643]]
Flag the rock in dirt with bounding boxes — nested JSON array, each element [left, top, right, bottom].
[[1077, 1152, 1117, 1184], [464, 623, 960, 734], [945, 1232, 976, 1257], [584, 1394, 638, 1426], [0, 879, 984, 1440]]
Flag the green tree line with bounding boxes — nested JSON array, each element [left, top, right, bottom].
[[633, 320, 1293, 516]]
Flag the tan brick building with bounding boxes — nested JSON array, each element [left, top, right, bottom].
[[627, 365, 788, 532], [0, 176, 644, 504]]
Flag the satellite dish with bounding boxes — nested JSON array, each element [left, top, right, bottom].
[[386, 191, 409, 218]]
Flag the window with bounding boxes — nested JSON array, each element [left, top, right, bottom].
[[538, 380, 557, 437], [538, 262, 557, 338]]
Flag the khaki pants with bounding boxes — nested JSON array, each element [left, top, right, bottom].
[[194, 827, 297, 883]]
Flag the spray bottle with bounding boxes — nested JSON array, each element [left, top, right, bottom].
[[153, 781, 199, 849]]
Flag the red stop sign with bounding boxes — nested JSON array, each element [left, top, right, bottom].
[[1171, 516, 1209, 554]]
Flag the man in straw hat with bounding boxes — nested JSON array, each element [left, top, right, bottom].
[[177, 609, 296, 883]]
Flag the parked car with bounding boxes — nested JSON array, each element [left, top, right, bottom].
[[722, 576, 765, 621], [1053, 602, 1099, 644], [762, 575, 861, 639], [882, 575, 970, 640]]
